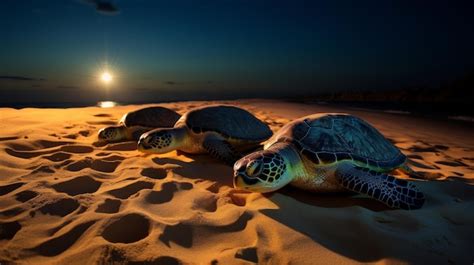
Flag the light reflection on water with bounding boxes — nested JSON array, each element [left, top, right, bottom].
[[97, 101, 119, 108]]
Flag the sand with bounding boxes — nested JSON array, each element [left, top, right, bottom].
[[0, 99, 473, 265]]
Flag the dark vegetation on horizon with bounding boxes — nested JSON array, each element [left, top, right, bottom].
[[294, 71, 474, 117]]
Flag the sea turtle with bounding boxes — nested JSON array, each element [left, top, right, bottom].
[[137, 105, 273, 165], [98, 106, 181, 142], [233, 113, 425, 210]]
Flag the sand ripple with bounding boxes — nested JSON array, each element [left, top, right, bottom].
[[0, 100, 473, 264]]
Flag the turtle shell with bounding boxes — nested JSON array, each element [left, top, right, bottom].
[[266, 113, 405, 169], [176, 105, 272, 141], [120, 107, 180, 128]]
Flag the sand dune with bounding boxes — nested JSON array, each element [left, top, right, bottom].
[[0, 100, 473, 264]]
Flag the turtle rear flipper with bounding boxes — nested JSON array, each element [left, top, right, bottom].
[[203, 137, 241, 166], [335, 163, 425, 210]]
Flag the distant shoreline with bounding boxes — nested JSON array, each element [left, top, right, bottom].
[[1, 98, 473, 124], [1, 99, 472, 122]]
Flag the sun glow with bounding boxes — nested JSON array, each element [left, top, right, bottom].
[[97, 101, 118, 108], [101, 72, 113, 83]]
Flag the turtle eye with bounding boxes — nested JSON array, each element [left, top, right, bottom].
[[246, 160, 263, 177]]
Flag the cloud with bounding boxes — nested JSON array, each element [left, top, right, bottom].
[[0, 76, 45, 81], [81, 0, 119, 15]]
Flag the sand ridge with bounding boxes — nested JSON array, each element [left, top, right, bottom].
[[0, 100, 473, 264]]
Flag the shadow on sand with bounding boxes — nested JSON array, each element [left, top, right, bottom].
[[149, 153, 474, 264]]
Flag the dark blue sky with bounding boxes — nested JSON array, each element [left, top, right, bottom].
[[1, 0, 473, 104]]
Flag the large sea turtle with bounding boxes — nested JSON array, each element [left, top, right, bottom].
[[98, 106, 180, 142], [138, 105, 272, 165], [233, 113, 425, 210]]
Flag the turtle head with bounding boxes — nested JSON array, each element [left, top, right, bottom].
[[98, 125, 127, 142], [233, 150, 292, 193], [138, 128, 185, 154]]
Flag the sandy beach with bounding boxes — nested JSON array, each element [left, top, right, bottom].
[[0, 99, 473, 264]]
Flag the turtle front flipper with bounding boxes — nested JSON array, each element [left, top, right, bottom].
[[203, 137, 241, 166], [335, 163, 425, 210]]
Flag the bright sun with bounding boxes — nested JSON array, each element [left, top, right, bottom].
[[101, 72, 112, 83]]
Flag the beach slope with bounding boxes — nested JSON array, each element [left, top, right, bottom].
[[0, 100, 473, 264]]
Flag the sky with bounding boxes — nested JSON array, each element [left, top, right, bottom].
[[1, 0, 473, 105]]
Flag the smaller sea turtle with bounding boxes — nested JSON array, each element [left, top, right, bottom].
[[233, 113, 425, 210], [138, 105, 272, 165], [98, 106, 180, 142]]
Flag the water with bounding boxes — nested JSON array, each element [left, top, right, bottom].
[[97, 101, 119, 108]]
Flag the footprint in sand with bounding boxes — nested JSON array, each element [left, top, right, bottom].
[[235, 247, 259, 263], [65, 158, 122, 173], [417, 171, 445, 180], [407, 154, 423, 160], [141, 167, 167, 179], [31, 221, 95, 256], [0, 136, 19, 141], [5, 142, 93, 159], [159, 212, 252, 248], [435, 160, 468, 167], [5, 148, 50, 159], [0, 182, 25, 196], [15, 190, 38, 202], [63, 134, 77, 140], [0, 207, 25, 217], [100, 155, 126, 161], [42, 152, 72, 162], [60, 145, 94, 153], [38, 198, 80, 217], [108, 181, 154, 199], [52, 176, 102, 196], [409, 144, 449, 153], [408, 159, 440, 170], [64, 130, 92, 140], [31, 165, 55, 174], [95, 199, 121, 214], [101, 213, 150, 243], [0, 221, 22, 241], [4, 142, 34, 151], [34, 140, 75, 149], [79, 130, 90, 136], [159, 223, 193, 248], [145, 181, 193, 204]]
